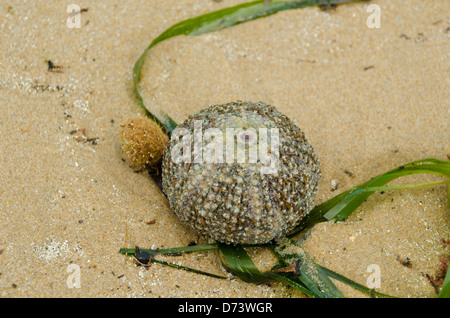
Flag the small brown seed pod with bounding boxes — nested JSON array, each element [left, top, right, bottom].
[[119, 116, 169, 169]]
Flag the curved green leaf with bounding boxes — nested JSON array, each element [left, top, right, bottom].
[[133, 0, 361, 133], [438, 269, 450, 298], [290, 158, 450, 237], [265, 272, 317, 297], [318, 265, 394, 298], [218, 243, 269, 283], [272, 238, 345, 298]]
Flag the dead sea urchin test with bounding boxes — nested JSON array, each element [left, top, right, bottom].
[[162, 101, 320, 245]]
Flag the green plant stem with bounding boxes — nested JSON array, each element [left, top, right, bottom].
[[133, 0, 363, 134], [291, 158, 450, 236], [119, 243, 219, 256]]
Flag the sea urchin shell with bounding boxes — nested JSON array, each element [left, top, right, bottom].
[[162, 101, 320, 245]]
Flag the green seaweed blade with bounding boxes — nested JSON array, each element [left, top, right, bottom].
[[291, 158, 450, 236], [273, 238, 345, 298], [133, 0, 358, 133], [438, 266, 450, 298], [218, 243, 269, 283]]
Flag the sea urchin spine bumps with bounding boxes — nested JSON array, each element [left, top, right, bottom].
[[162, 101, 320, 245], [119, 116, 169, 169]]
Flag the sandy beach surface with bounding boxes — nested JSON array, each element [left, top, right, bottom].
[[0, 0, 449, 298]]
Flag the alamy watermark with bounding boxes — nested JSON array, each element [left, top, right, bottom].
[[66, 3, 382, 29], [66, 264, 81, 288], [170, 120, 280, 175], [66, 4, 81, 28], [366, 264, 381, 289], [367, 4, 381, 29]]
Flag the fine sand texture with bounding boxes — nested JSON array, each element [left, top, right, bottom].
[[0, 0, 449, 297]]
